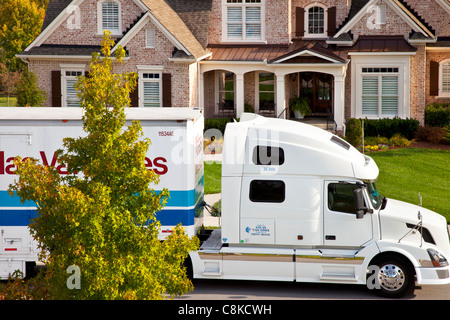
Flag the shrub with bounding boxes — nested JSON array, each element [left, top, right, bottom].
[[415, 126, 447, 144], [363, 117, 419, 140], [204, 117, 234, 134], [425, 103, 450, 127], [346, 118, 362, 147], [388, 133, 411, 147], [15, 69, 46, 107]]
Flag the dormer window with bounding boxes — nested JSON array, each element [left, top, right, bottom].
[[223, 0, 264, 42], [304, 3, 327, 38], [98, 0, 122, 35]]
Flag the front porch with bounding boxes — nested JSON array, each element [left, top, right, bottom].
[[199, 41, 348, 131]]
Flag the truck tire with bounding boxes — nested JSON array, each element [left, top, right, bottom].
[[368, 255, 415, 298]]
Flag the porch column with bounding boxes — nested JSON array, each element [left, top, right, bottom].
[[334, 75, 345, 132], [198, 71, 204, 110], [235, 73, 244, 118], [275, 73, 286, 118]]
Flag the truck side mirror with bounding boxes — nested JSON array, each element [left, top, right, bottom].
[[353, 188, 372, 219]]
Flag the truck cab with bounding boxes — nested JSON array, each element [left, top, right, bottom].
[[192, 113, 450, 298]]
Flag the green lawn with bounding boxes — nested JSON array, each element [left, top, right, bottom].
[[203, 148, 450, 221], [204, 161, 221, 195], [370, 148, 449, 220], [0, 96, 18, 107]]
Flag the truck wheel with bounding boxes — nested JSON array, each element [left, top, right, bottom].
[[369, 256, 415, 298]]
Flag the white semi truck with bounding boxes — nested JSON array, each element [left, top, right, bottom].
[[190, 113, 450, 298], [0, 108, 449, 298]]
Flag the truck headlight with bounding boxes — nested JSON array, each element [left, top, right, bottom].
[[427, 249, 449, 267]]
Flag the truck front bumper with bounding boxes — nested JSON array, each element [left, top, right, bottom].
[[416, 265, 450, 285]]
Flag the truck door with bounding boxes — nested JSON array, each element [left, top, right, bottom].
[[323, 181, 373, 247]]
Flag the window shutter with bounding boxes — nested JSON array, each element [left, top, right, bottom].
[[430, 61, 439, 96], [362, 76, 378, 115], [130, 77, 139, 107], [296, 7, 304, 37], [51, 71, 61, 108], [162, 73, 171, 107], [327, 6, 336, 36]]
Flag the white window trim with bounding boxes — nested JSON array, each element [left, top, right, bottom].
[[221, 0, 266, 43], [97, 0, 122, 36], [304, 2, 328, 39], [137, 66, 164, 108], [60, 64, 86, 108], [438, 58, 450, 98], [351, 55, 410, 119]]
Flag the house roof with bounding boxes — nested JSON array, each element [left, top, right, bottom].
[[347, 36, 417, 53], [140, 0, 210, 59], [206, 40, 347, 64], [40, 0, 73, 31], [18, 44, 102, 57], [21, 0, 210, 61], [165, 0, 212, 48]]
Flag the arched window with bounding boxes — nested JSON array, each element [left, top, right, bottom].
[[304, 3, 327, 38], [98, 0, 121, 35]]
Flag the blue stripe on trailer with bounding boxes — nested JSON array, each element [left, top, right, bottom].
[[0, 208, 195, 227], [1, 189, 197, 208]]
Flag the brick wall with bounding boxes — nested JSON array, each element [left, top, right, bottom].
[[405, 0, 450, 36], [350, 0, 411, 40], [44, 0, 144, 46]]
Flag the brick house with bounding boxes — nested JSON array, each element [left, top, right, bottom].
[[18, 0, 450, 132]]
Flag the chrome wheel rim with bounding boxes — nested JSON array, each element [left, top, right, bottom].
[[378, 264, 406, 291]]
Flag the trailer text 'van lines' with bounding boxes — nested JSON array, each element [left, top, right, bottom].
[[1, 108, 449, 298]]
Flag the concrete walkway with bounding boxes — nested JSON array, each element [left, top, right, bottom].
[[203, 193, 221, 227]]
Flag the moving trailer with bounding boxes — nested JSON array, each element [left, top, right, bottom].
[[190, 113, 450, 298], [0, 107, 204, 279]]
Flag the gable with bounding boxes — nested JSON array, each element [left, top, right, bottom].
[[23, 0, 209, 60], [334, 0, 435, 42], [270, 42, 347, 64]]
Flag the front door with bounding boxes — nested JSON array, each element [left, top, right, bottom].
[[323, 181, 373, 247], [299, 72, 333, 114]]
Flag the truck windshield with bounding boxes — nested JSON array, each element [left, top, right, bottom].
[[367, 182, 382, 210]]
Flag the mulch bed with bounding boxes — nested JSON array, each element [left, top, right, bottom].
[[409, 141, 450, 150]]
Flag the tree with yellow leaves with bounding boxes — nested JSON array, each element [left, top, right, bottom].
[[9, 32, 198, 300]]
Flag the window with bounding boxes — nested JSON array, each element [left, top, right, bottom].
[[328, 183, 359, 214], [440, 60, 450, 97], [98, 0, 121, 35], [217, 71, 235, 107], [258, 72, 275, 111], [224, 0, 263, 41], [141, 73, 161, 108], [146, 27, 155, 48], [250, 180, 285, 203], [304, 4, 327, 38], [361, 68, 399, 117], [61, 69, 84, 108], [252, 146, 284, 165]]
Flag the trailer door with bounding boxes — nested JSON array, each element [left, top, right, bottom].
[[323, 181, 373, 247]]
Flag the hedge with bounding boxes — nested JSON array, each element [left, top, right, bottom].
[[425, 103, 450, 127], [362, 117, 419, 140]]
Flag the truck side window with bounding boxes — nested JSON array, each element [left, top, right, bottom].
[[250, 180, 285, 203], [328, 183, 358, 214], [252, 146, 284, 166]]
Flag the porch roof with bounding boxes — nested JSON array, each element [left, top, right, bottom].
[[206, 40, 348, 63], [348, 36, 417, 53]]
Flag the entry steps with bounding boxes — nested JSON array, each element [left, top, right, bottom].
[[200, 229, 222, 251]]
